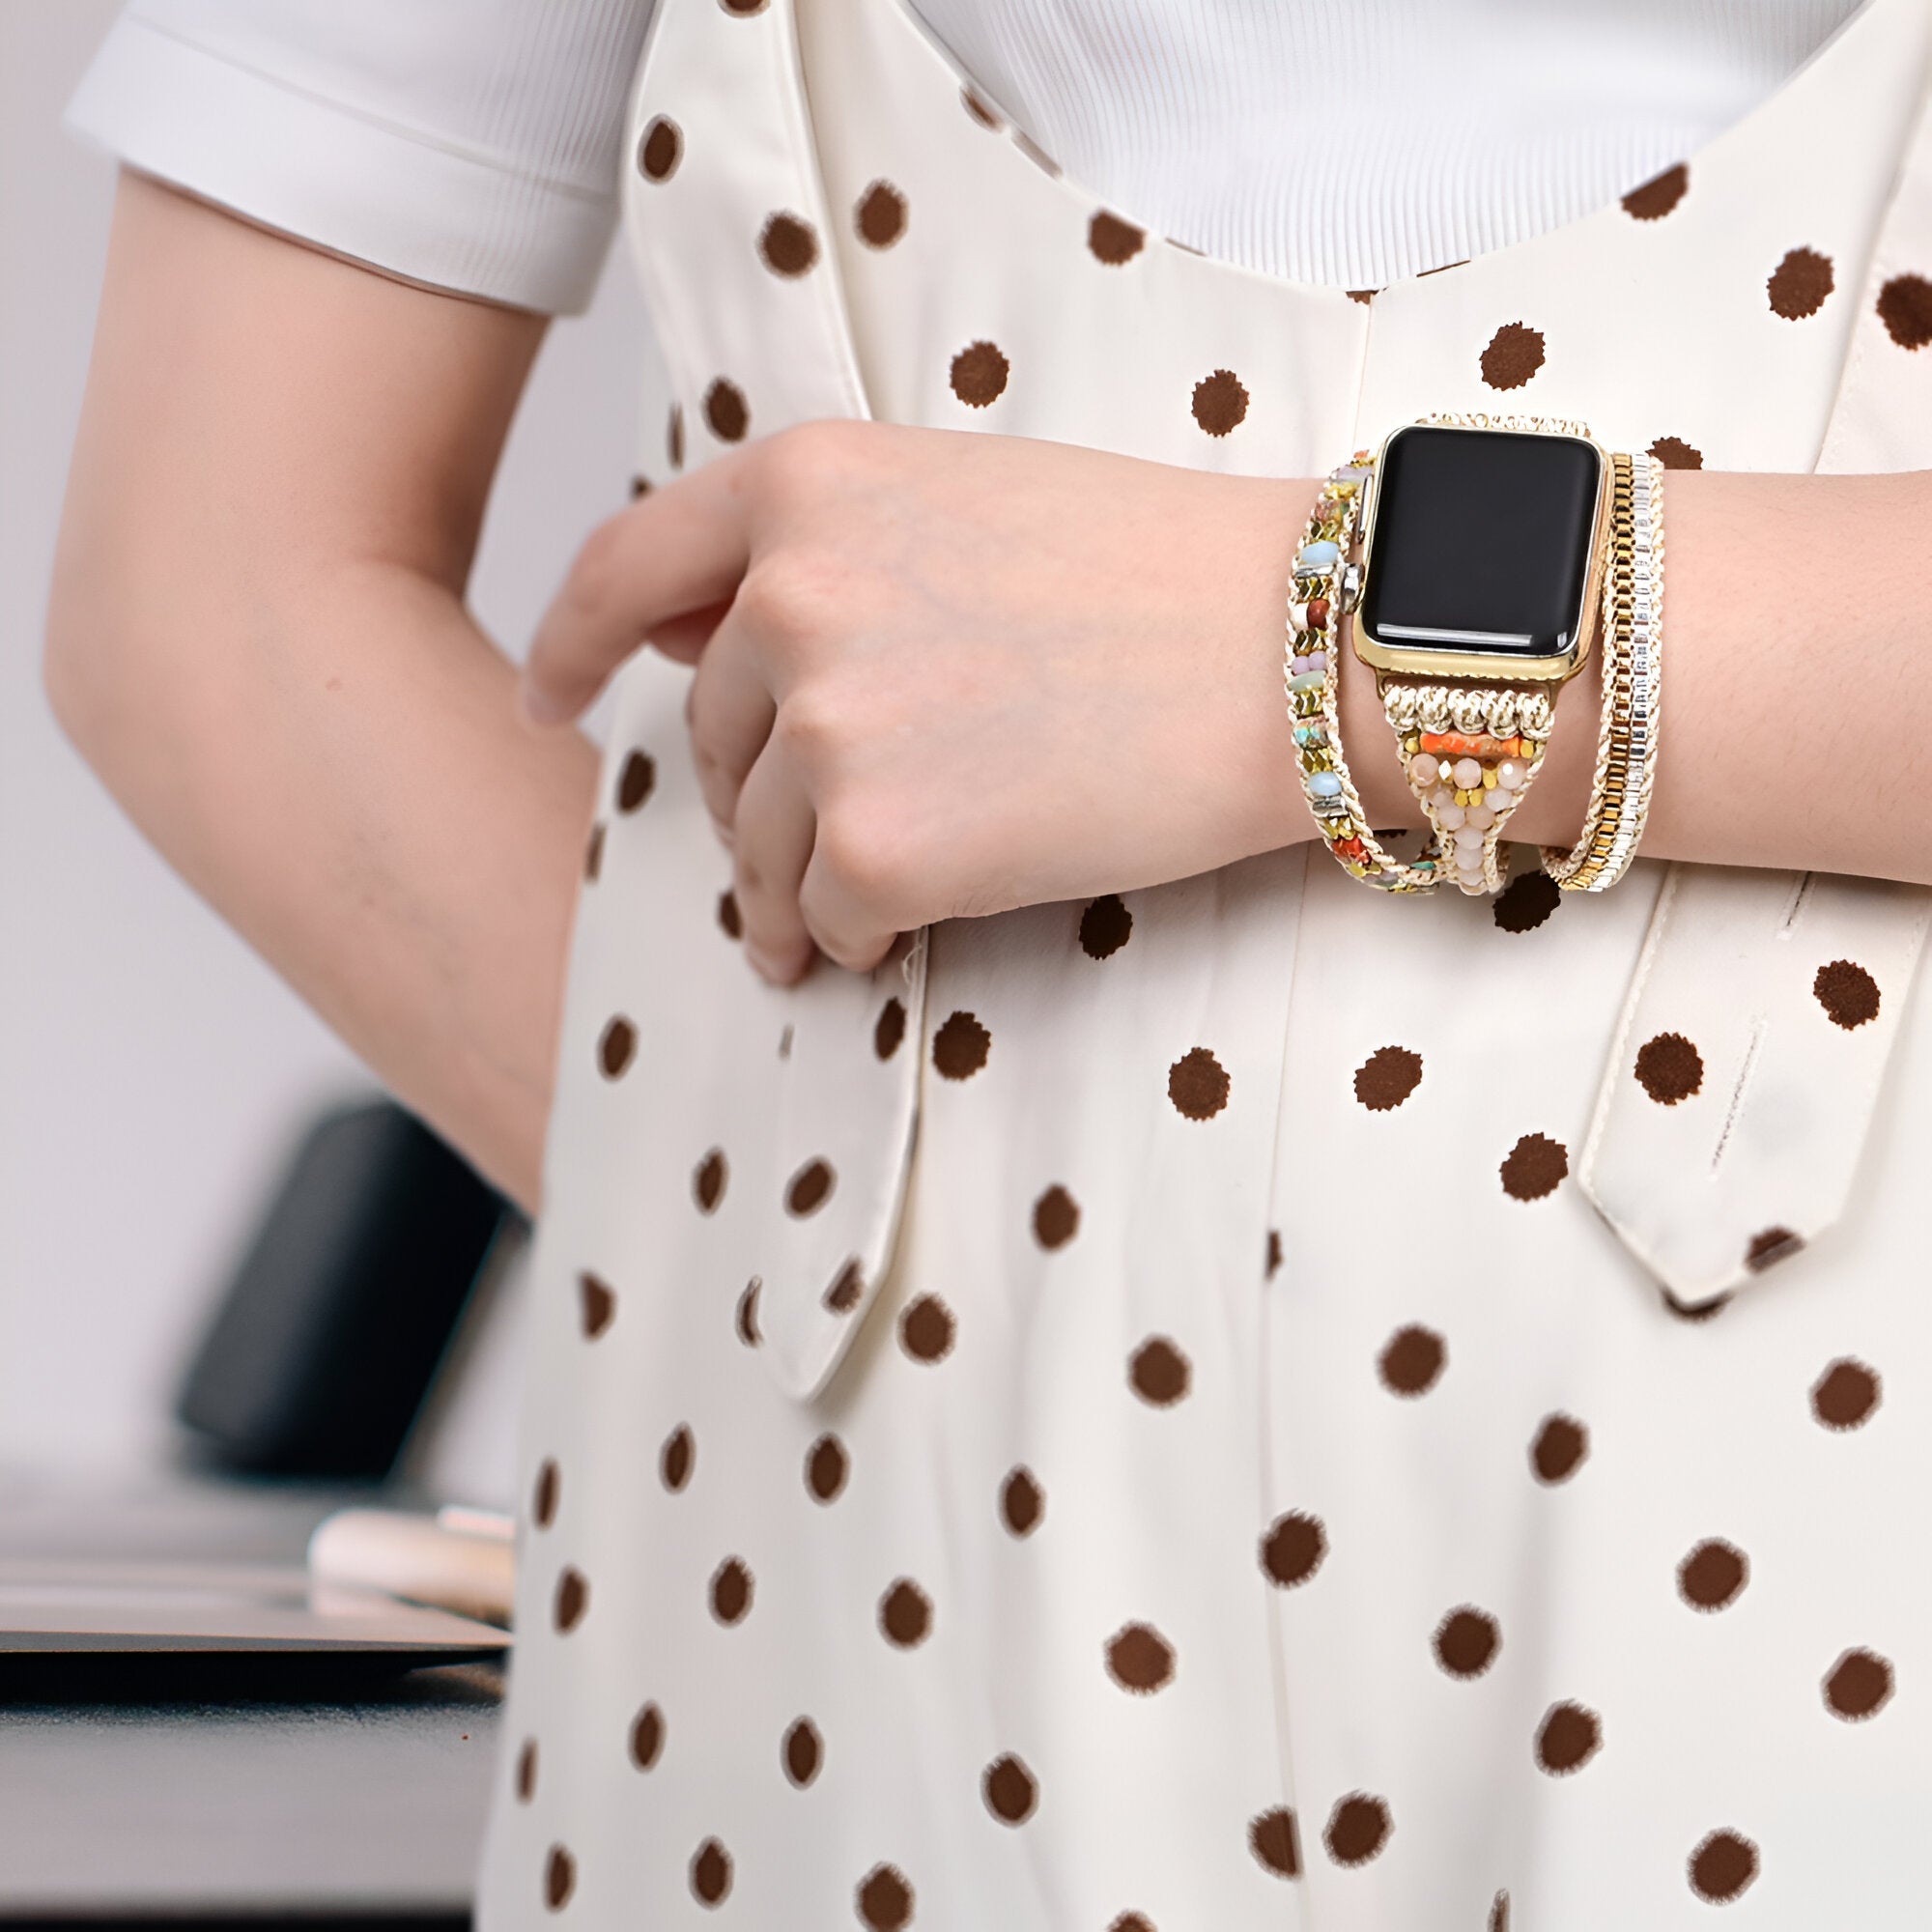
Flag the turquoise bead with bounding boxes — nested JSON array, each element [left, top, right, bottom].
[[1308, 772, 1343, 799], [1297, 539, 1340, 570], [1288, 670, 1325, 695]]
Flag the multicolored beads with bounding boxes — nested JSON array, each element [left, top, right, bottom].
[[1288, 460, 1448, 894]]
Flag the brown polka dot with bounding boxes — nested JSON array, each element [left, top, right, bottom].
[[1664, 1290, 1731, 1322], [1814, 958, 1881, 1029], [1824, 1647, 1893, 1720], [638, 116, 681, 182], [583, 821, 605, 882], [1079, 893, 1133, 958], [1649, 436, 1705, 470], [1491, 1890, 1511, 1932], [982, 1752, 1037, 1824], [1249, 1806, 1301, 1877], [660, 1423, 694, 1492], [1378, 1324, 1446, 1396], [1032, 1184, 1079, 1250], [1812, 1357, 1881, 1430], [1347, 288, 1377, 304], [1493, 868, 1561, 931], [1012, 129, 1060, 175], [719, 0, 768, 12], [1878, 272, 1932, 350], [783, 1717, 823, 1786], [856, 180, 907, 248], [806, 1433, 848, 1502], [516, 1737, 538, 1801], [597, 1016, 637, 1080], [1105, 1621, 1176, 1693], [1191, 368, 1249, 436], [631, 1701, 664, 1770], [1531, 1413, 1589, 1484], [786, 1157, 836, 1216], [616, 749, 655, 812], [717, 889, 742, 939], [579, 1271, 616, 1340], [1621, 161, 1689, 220], [668, 402, 685, 470], [1678, 1538, 1748, 1611], [703, 378, 749, 442], [1435, 1606, 1501, 1678], [874, 995, 907, 1060], [1089, 211, 1146, 265], [879, 1577, 932, 1647], [1265, 1230, 1284, 1278], [1480, 323, 1546, 390], [1535, 1701, 1602, 1775], [824, 1258, 865, 1313], [1634, 1032, 1702, 1104], [531, 1458, 559, 1530], [857, 1863, 915, 1930], [1688, 1830, 1758, 1903], [1746, 1226, 1804, 1272], [1128, 1335, 1190, 1406], [1168, 1046, 1230, 1120], [932, 1009, 991, 1078], [1108, 1917, 1155, 1932], [1769, 246, 1834, 319], [554, 1566, 588, 1634], [1001, 1465, 1044, 1537], [1500, 1132, 1568, 1201], [544, 1844, 575, 1911], [736, 1276, 762, 1346], [1260, 1510, 1327, 1587], [690, 1838, 731, 1907], [899, 1293, 956, 1363], [692, 1147, 728, 1214], [961, 87, 1002, 129], [1354, 1045, 1423, 1111], [758, 212, 818, 277], [710, 1556, 753, 1625], [950, 339, 1009, 407], [1323, 1793, 1392, 1867]]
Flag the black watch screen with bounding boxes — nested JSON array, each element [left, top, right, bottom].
[[1359, 425, 1604, 659]]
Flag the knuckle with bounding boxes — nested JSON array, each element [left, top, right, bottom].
[[772, 679, 853, 764], [753, 418, 867, 506], [733, 549, 848, 656], [812, 801, 907, 913]]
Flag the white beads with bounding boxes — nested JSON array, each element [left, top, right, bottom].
[[1452, 757, 1484, 790], [1494, 759, 1526, 790], [1408, 753, 1439, 786]]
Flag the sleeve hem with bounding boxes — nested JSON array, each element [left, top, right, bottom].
[[64, 14, 618, 315]]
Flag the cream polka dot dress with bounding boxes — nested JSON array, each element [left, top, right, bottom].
[[479, 0, 1932, 1924]]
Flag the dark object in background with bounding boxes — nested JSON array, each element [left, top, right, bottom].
[[177, 1098, 515, 1479]]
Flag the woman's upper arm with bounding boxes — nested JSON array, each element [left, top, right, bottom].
[[45, 169, 546, 720]]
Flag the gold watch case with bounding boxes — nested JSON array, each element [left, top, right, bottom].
[[1350, 415, 1611, 688]]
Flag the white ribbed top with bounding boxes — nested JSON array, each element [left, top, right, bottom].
[[912, 0, 1865, 285], [66, 0, 1864, 310]]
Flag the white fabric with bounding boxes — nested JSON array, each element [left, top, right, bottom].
[[477, 0, 1932, 1926], [64, 0, 1861, 308]]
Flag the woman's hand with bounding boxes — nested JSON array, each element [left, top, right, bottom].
[[521, 421, 1316, 982]]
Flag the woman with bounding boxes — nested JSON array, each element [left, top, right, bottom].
[[51, 0, 1932, 1924]]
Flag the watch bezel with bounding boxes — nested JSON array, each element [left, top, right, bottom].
[[1351, 419, 1610, 686]]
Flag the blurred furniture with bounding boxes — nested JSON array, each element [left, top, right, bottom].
[[0, 1470, 501, 1929]]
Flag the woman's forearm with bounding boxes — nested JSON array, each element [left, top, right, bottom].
[[1335, 468, 1932, 885], [48, 561, 594, 1220], [45, 173, 590, 1216]]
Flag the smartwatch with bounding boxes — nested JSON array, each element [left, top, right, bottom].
[[1350, 415, 1611, 895]]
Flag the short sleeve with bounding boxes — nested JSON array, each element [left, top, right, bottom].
[[64, 0, 658, 315]]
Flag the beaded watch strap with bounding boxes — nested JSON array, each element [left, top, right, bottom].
[[1541, 455, 1664, 891], [1288, 461, 1448, 894], [1384, 681, 1554, 895]]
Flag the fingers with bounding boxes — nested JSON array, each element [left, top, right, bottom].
[[685, 612, 778, 838], [799, 839, 899, 977], [732, 740, 818, 983], [520, 457, 754, 725]]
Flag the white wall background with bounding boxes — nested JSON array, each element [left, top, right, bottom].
[[0, 3, 649, 1477]]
